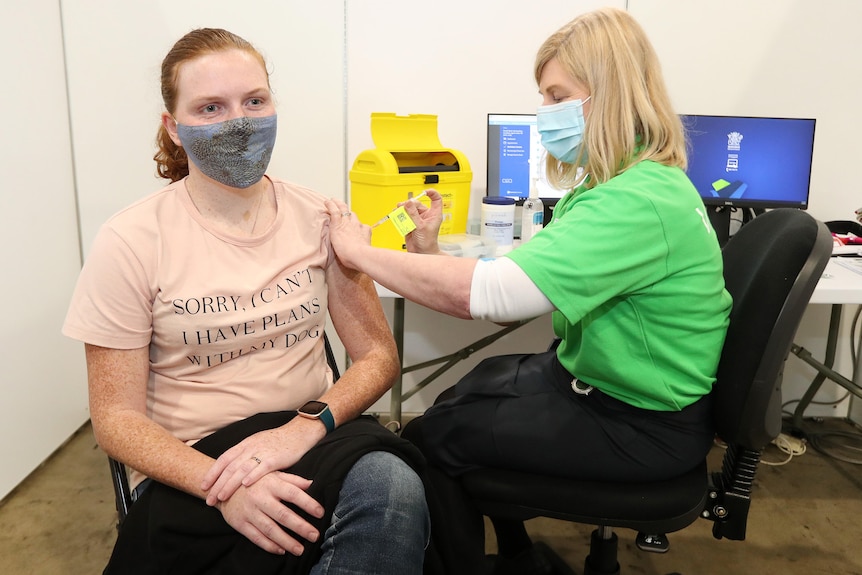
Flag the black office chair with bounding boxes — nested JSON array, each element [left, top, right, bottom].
[[824, 219, 862, 236], [109, 332, 342, 526], [460, 208, 833, 575]]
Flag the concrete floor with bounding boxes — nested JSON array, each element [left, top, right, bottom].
[[1, 419, 861, 574]]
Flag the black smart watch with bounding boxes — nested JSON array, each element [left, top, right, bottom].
[[298, 400, 335, 433]]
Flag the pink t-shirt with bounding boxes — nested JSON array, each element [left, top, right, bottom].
[[63, 176, 336, 455]]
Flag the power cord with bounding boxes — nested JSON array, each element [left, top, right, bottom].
[[761, 433, 807, 466], [806, 426, 862, 465]]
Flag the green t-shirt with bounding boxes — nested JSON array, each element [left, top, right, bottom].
[[507, 161, 732, 411]]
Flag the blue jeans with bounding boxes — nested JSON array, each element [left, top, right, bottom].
[[310, 451, 430, 575]]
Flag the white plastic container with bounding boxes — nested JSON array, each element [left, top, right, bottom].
[[480, 196, 515, 254]]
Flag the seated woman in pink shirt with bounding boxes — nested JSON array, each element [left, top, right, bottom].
[[63, 28, 429, 575]]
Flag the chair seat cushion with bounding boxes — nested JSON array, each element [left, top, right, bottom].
[[462, 460, 708, 534]]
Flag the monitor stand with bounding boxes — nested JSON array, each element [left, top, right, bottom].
[[707, 206, 732, 247], [706, 206, 762, 247]]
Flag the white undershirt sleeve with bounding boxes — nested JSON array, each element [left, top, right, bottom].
[[469, 257, 556, 322]]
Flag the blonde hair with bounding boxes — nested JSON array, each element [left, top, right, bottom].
[[534, 7, 686, 190], [154, 28, 270, 182]]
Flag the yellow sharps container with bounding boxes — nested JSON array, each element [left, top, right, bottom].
[[349, 113, 472, 251]]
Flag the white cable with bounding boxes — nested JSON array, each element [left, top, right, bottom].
[[761, 433, 807, 466]]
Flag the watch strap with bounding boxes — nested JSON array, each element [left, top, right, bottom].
[[299, 401, 336, 434], [318, 405, 335, 434]]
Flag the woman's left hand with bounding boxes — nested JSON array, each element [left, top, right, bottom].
[[402, 189, 444, 255], [324, 198, 372, 270], [201, 419, 325, 506]]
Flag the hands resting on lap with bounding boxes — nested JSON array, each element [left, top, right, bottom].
[[200, 423, 327, 556]]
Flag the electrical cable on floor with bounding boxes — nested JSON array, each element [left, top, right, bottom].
[[806, 430, 862, 464], [761, 433, 807, 466]]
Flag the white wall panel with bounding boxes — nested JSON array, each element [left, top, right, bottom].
[[0, 0, 88, 500]]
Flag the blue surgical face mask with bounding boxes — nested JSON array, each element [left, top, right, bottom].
[[536, 97, 591, 164], [176, 115, 277, 188]]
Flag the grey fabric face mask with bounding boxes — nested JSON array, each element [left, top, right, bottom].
[[177, 115, 277, 188]]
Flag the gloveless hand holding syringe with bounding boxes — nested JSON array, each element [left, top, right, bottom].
[[371, 190, 429, 235]]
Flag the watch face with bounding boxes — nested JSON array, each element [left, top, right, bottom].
[[300, 400, 328, 416]]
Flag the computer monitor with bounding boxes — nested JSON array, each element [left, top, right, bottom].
[[682, 114, 816, 210], [486, 113, 567, 222], [683, 114, 816, 244], [487, 112, 817, 239]]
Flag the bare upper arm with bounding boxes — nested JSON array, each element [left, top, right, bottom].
[[325, 259, 397, 366], [85, 344, 150, 423]]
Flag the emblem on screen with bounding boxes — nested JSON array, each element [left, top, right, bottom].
[[725, 131, 743, 174], [726, 131, 743, 151]]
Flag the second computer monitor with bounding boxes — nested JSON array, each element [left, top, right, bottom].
[[682, 114, 816, 210]]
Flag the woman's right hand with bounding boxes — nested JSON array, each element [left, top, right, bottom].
[[402, 189, 444, 254], [216, 470, 324, 556]]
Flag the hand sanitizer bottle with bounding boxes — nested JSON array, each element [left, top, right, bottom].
[[520, 178, 544, 242]]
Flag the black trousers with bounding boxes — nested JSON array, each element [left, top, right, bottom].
[[419, 350, 714, 481], [402, 349, 715, 574]]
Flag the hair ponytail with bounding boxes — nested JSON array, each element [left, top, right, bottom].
[[154, 123, 189, 182]]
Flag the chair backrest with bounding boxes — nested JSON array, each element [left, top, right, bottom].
[[323, 332, 342, 381], [713, 209, 832, 450]]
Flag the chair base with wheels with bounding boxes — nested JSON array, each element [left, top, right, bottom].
[[466, 459, 708, 575]]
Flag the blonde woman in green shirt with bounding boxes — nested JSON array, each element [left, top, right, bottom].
[[327, 7, 731, 573]]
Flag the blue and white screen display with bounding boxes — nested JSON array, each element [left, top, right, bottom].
[[486, 114, 565, 201], [682, 115, 816, 209]]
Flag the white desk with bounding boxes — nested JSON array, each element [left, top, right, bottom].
[[791, 257, 862, 429], [808, 257, 862, 305], [376, 283, 533, 426]]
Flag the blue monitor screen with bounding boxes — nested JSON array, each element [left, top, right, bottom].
[[486, 113, 567, 202], [682, 114, 816, 209]]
